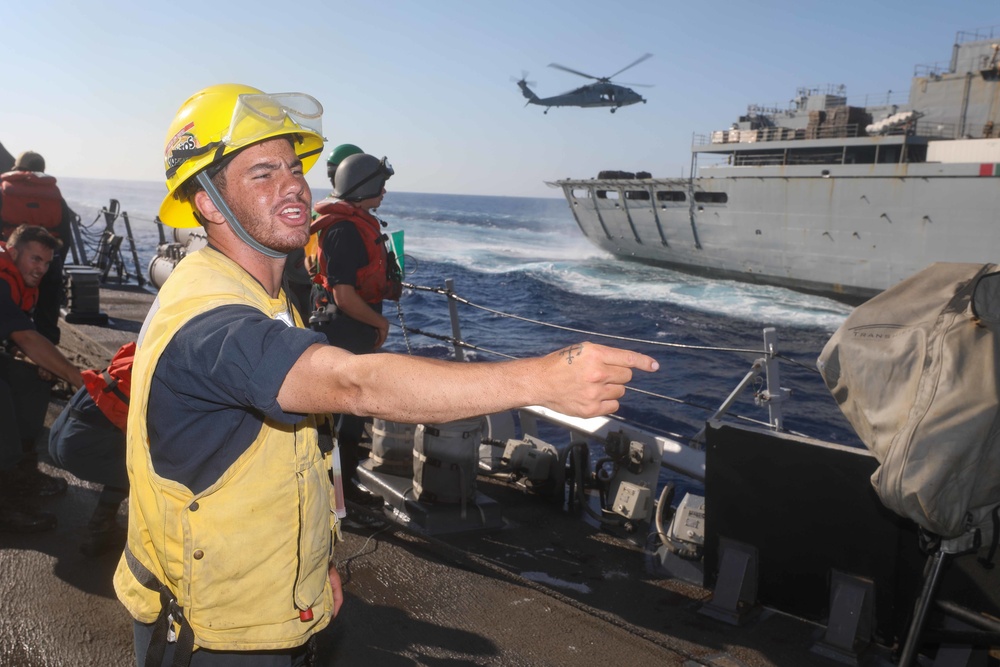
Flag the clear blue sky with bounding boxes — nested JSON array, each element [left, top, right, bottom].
[[3, 1, 997, 198]]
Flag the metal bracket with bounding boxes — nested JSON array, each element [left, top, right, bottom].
[[699, 537, 760, 626], [811, 570, 875, 665]]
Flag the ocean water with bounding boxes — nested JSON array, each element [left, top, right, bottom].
[[56, 177, 860, 490]]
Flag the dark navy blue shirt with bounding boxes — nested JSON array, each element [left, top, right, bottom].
[[146, 304, 327, 495], [0, 280, 35, 341]]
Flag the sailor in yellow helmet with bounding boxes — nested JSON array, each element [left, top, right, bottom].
[[115, 83, 659, 665]]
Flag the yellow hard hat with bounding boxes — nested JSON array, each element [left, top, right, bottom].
[[159, 83, 325, 228]]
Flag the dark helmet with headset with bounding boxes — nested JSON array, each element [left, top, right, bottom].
[[333, 154, 394, 202]]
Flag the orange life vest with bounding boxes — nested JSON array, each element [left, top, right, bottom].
[[0, 242, 38, 312], [0, 171, 63, 241], [81, 341, 135, 433], [310, 199, 401, 304]]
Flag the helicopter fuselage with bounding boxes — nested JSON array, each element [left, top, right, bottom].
[[518, 80, 645, 113]]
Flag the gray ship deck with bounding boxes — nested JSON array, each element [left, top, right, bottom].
[[3, 283, 998, 666]]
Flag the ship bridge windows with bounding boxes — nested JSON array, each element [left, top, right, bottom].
[[570, 189, 590, 199], [693, 192, 728, 204], [734, 152, 785, 166], [625, 190, 650, 200], [656, 190, 686, 202], [595, 189, 620, 200]]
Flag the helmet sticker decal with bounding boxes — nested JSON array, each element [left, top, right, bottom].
[[165, 122, 197, 167]]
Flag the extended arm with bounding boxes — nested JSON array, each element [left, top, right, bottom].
[[9, 328, 83, 390], [277, 341, 658, 423]]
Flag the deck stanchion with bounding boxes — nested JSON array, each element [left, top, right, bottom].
[[760, 327, 790, 431], [445, 278, 466, 361]]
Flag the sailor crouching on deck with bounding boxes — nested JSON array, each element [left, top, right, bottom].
[[114, 83, 660, 666]]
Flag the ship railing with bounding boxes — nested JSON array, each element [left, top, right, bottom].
[[737, 150, 857, 166], [66, 198, 147, 287], [392, 279, 810, 482], [695, 118, 960, 149], [914, 63, 950, 79], [910, 119, 959, 139], [852, 89, 910, 108], [956, 25, 1000, 45], [695, 123, 869, 146]]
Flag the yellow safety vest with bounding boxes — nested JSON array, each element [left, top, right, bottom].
[[113, 247, 338, 651]]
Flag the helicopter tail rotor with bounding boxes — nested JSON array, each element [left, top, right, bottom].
[[513, 72, 540, 103], [510, 71, 536, 86]]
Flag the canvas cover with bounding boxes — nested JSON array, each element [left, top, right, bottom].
[[817, 262, 1000, 539], [413, 418, 484, 504], [370, 418, 415, 477]]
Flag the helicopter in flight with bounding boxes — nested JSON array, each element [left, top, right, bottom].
[[516, 53, 653, 114]]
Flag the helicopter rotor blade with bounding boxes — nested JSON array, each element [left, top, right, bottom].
[[548, 62, 601, 81], [615, 81, 654, 88], [607, 53, 653, 80], [510, 72, 537, 86]]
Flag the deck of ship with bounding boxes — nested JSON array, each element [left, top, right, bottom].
[[2, 283, 998, 666]]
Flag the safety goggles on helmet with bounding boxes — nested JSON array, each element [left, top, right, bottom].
[[224, 93, 323, 149], [164, 92, 323, 181], [338, 157, 394, 201]]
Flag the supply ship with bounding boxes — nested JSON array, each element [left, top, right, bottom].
[[551, 27, 1000, 304]]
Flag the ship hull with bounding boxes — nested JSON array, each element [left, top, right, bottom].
[[555, 162, 1000, 304]]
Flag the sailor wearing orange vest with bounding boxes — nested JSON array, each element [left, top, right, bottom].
[[310, 153, 401, 353], [0, 224, 83, 534], [309, 152, 402, 507], [0, 151, 74, 345]]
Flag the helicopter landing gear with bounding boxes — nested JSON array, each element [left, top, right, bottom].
[[544, 109, 549, 114], [610, 108, 616, 113]]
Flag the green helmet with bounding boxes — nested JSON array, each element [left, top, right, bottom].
[[326, 143, 363, 181], [334, 153, 394, 202]]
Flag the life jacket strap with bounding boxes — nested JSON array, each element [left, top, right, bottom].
[[124, 545, 195, 667], [101, 369, 130, 405]]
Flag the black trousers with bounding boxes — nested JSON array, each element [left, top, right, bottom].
[[34, 250, 66, 345], [133, 621, 310, 666], [0, 352, 52, 471]]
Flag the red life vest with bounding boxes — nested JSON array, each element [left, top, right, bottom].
[[0, 242, 38, 312], [81, 341, 135, 433], [0, 171, 64, 241], [310, 199, 401, 303]]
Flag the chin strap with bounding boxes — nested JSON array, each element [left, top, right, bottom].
[[195, 171, 286, 259]]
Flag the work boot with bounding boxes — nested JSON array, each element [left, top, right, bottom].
[[0, 499, 56, 533], [80, 501, 125, 557], [4, 461, 69, 497]]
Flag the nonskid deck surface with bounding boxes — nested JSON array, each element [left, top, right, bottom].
[[0, 285, 880, 666]]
